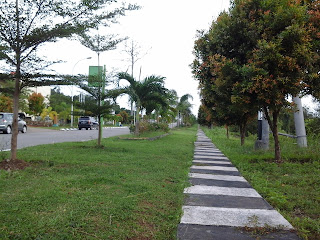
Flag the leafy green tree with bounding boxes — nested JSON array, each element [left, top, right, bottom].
[[49, 88, 72, 124], [305, 0, 320, 99], [197, 104, 213, 127], [40, 107, 58, 122], [79, 32, 127, 65], [192, 10, 258, 145], [49, 88, 71, 111], [176, 94, 194, 127], [242, 0, 314, 160], [193, 0, 318, 159], [0, 0, 137, 161], [28, 92, 45, 116], [119, 110, 129, 124], [117, 72, 169, 135], [154, 90, 178, 124], [0, 95, 13, 112]]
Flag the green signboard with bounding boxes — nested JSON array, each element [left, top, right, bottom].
[[88, 66, 105, 87]]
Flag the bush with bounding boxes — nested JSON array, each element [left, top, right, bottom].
[[129, 121, 169, 134], [305, 118, 320, 137]]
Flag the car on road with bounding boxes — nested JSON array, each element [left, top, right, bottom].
[[78, 116, 99, 130], [0, 112, 27, 134]]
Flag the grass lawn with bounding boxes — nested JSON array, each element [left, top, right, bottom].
[[203, 127, 320, 240], [0, 127, 197, 239]]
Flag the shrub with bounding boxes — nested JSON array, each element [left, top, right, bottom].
[[130, 121, 169, 134]]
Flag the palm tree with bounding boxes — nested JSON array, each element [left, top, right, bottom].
[[177, 94, 193, 127], [117, 72, 169, 135]]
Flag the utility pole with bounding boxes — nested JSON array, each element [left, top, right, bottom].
[[293, 96, 307, 147]]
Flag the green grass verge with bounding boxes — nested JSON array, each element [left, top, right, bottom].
[[202, 127, 320, 240], [0, 126, 197, 239]]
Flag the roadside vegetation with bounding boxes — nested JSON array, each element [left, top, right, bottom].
[[193, 0, 320, 160], [202, 126, 320, 240], [0, 126, 196, 239]]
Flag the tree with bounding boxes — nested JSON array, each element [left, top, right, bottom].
[[0, 95, 13, 112], [305, 0, 320, 99], [176, 94, 193, 127], [192, 8, 260, 145], [119, 110, 129, 124], [197, 104, 213, 128], [0, 0, 138, 161], [241, 0, 314, 160], [193, 0, 317, 159], [153, 89, 178, 124], [40, 107, 58, 123], [77, 74, 114, 146], [28, 92, 45, 116], [117, 72, 169, 135], [79, 31, 127, 66]]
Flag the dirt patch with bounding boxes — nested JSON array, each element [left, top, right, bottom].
[[0, 159, 30, 171]]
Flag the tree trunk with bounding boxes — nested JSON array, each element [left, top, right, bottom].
[[239, 123, 246, 146], [10, 0, 21, 161], [272, 111, 281, 161], [98, 114, 102, 146], [263, 107, 281, 161], [10, 77, 20, 161], [135, 104, 140, 135]]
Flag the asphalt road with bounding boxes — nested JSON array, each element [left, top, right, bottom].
[[0, 127, 130, 151]]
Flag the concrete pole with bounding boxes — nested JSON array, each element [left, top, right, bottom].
[[255, 110, 269, 150], [293, 96, 307, 147], [261, 111, 269, 150]]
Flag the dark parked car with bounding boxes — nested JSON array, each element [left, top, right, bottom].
[[78, 116, 98, 130], [0, 112, 27, 134]]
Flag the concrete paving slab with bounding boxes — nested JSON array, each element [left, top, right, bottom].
[[189, 173, 247, 182], [177, 224, 301, 240], [189, 178, 251, 188], [194, 154, 226, 158], [190, 168, 241, 176], [195, 142, 213, 145], [184, 194, 273, 209], [194, 149, 223, 152], [192, 162, 233, 167], [195, 139, 212, 142], [191, 165, 238, 172], [195, 148, 219, 151], [180, 206, 293, 229], [193, 157, 230, 163], [193, 155, 229, 160], [195, 152, 225, 155], [193, 160, 232, 164], [194, 152, 223, 155], [184, 185, 262, 198]]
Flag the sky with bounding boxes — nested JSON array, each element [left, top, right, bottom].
[[49, 0, 318, 114], [50, 0, 231, 115]]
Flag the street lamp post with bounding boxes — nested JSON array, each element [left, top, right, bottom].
[[71, 57, 92, 127]]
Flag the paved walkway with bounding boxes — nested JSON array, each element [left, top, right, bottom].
[[177, 129, 300, 240]]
